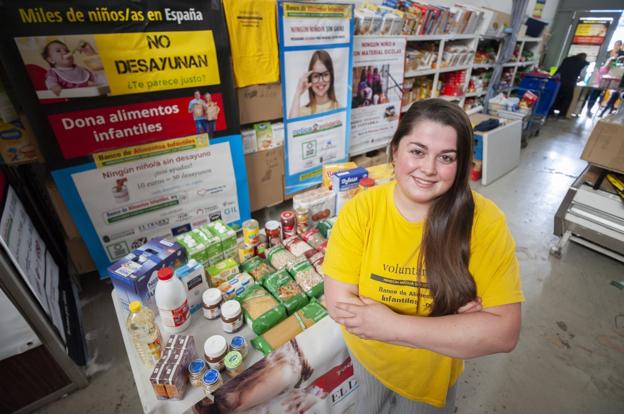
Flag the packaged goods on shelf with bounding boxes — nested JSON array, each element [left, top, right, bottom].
[[251, 299, 328, 356], [355, 4, 403, 36], [332, 167, 369, 213], [218, 272, 255, 301], [317, 217, 337, 239], [322, 162, 357, 190], [264, 268, 309, 315], [240, 121, 285, 155], [287, 259, 324, 298], [441, 45, 473, 68], [402, 77, 433, 108], [108, 237, 187, 314], [405, 43, 438, 72], [236, 284, 287, 335], [150, 334, 197, 400], [284, 235, 316, 259], [242, 128, 257, 155], [203, 221, 237, 262], [292, 186, 336, 225], [240, 256, 275, 284], [266, 244, 297, 269], [300, 227, 327, 252], [174, 259, 208, 314], [206, 258, 239, 288], [438, 70, 466, 97], [175, 230, 222, 268]]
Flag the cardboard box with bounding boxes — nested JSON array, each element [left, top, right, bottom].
[[581, 114, 624, 174], [107, 237, 187, 313], [66, 237, 96, 274], [482, 7, 511, 36], [47, 179, 80, 240], [245, 146, 284, 211], [238, 83, 283, 125], [332, 167, 368, 213]]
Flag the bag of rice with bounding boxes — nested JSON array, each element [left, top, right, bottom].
[[266, 244, 297, 269]]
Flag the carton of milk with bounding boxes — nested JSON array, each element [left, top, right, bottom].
[[332, 167, 368, 213], [174, 259, 208, 314]]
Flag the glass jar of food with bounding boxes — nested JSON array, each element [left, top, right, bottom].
[[224, 351, 244, 378], [229, 335, 248, 358], [202, 288, 223, 320], [204, 335, 228, 371], [202, 368, 223, 396], [221, 300, 243, 333], [188, 359, 208, 387]]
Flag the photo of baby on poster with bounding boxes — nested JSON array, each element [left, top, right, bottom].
[[15, 34, 110, 101]]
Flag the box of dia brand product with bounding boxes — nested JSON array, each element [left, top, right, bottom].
[[108, 237, 186, 314], [332, 167, 368, 213]]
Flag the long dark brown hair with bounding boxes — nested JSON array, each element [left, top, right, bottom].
[[390, 99, 476, 316], [307, 50, 337, 109]]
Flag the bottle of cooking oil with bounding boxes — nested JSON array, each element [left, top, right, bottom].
[[127, 301, 162, 367]]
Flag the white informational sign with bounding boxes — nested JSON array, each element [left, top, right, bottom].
[[71, 142, 239, 262], [0, 186, 66, 344], [281, 3, 352, 48], [350, 36, 406, 156], [288, 111, 348, 174], [279, 2, 354, 194]]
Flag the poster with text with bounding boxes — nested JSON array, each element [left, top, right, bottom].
[[350, 36, 405, 156], [279, 2, 354, 194], [194, 317, 358, 414], [0, 0, 240, 167], [52, 135, 250, 277]]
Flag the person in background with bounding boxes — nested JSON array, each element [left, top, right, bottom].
[[203, 93, 220, 139], [289, 50, 339, 118], [188, 90, 208, 134], [324, 99, 524, 414], [552, 53, 588, 118], [586, 40, 624, 117]]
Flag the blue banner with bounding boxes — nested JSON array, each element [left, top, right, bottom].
[[52, 135, 250, 278], [278, 1, 354, 195]]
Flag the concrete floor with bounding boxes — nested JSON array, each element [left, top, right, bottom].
[[37, 116, 624, 414]]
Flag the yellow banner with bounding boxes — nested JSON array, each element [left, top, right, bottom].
[[575, 23, 607, 37], [284, 2, 352, 18], [96, 30, 220, 95], [94, 134, 209, 167]]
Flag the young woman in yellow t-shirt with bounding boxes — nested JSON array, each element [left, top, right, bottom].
[[323, 99, 524, 413], [288, 50, 339, 119]]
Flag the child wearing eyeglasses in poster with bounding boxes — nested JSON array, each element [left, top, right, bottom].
[[289, 50, 340, 118]]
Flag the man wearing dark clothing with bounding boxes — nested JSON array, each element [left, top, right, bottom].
[[552, 53, 589, 117]]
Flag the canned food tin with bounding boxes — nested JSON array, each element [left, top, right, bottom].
[[243, 219, 260, 246], [238, 242, 255, 263]]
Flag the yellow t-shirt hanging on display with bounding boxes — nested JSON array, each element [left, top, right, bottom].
[[323, 181, 525, 408], [223, 0, 279, 87]]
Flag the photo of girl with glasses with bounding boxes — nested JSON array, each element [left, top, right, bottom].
[[289, 50, 340, 118]]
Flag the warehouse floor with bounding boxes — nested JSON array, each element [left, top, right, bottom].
[[37, 116, 624, 414]]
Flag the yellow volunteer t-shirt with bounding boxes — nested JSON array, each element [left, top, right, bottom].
[[223, 0, 279, 87], [322, 181, 524, 407]]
